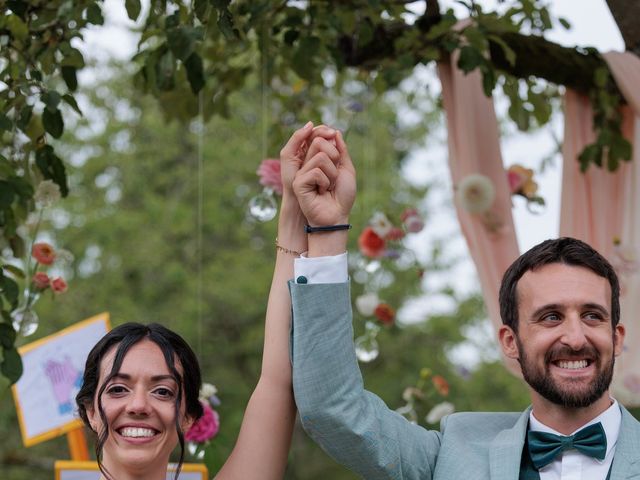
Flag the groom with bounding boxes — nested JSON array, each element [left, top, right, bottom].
[[286, 127, 640, 479]]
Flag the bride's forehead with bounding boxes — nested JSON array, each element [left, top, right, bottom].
[[98, 339, 181, 377]]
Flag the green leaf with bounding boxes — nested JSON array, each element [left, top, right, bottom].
[[292, 36, 321, 81], [0, 155, 13, 177], [17, 105, 33, 130], [9, 235, 25, 259], [6, 14, 28, 41], [62, 66, 78, 92], [8, 176, 33, 199], [0, 275, 19, 307], [35, 145, 69, 196], [61, 47, 85, 68], [86, 2, 104, 25], [125, 0, 142, 21], [457, 46, 484, 73], [62, 94, 83, 116], [1, 347, 23, 385], [578, 143, 601, 171], [42, 107, 64, 138], [167, 27, 195, 61], [0, 323, 16, 349], [184, 53, 205, 94], [41, 90, 61, 110], [217, 8, 237, 39], [0, 181, 15, 208], [194, 0, 209, 22], [2, 264, 25, 280], [156, 50, 176, 91], [0, 112, 12, 132], [558, 17, 571, 30], [481, 68, 496, 97], [594, 67, 609, 89]]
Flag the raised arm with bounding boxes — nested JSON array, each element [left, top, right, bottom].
[[215, 122, 335, 479], [290, 132, 442, 479]]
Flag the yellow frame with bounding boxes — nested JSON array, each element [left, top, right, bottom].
[[54, 460, 209, 479], [11, 313, 111, 447]]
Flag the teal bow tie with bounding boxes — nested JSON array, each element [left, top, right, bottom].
[[527, 422, 607, 470]]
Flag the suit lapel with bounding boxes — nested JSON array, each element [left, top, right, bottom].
[[490, 408, 531, 480], [610, 406, 640, 479]]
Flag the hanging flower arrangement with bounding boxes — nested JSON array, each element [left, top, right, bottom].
[[186, 382, 222, 464], [9, 181, 72, 338], [455, 173, 504, 233], [506, 164, 545, 212], [396, 367, 455, 426], [352, 208, 425, 362]]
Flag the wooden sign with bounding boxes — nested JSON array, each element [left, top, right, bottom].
[[54, 460, 208, 479], [12, 313, 110, 447]]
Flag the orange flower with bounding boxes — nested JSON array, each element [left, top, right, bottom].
[[432, 375, 450, 396], [32, 272, 50, 290], [32, 242, 56, 265], [358, 227, 385, 258], [51, 277, 68, 294], [374, 303, 395, 325]]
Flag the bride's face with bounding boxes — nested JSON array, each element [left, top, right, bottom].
[[87, 339, 192, 477]]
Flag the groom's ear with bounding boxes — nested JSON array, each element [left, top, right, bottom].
[[498, 325, 520, 360]]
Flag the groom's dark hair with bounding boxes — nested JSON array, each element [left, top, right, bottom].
[[499, 237, 620, 333]]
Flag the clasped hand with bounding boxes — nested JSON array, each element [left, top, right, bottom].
[[280, 122, 356, 227]]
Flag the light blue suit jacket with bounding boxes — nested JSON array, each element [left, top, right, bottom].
[[290, 282, 640, 479]]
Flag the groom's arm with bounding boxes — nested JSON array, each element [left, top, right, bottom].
[[290, 256, 442, 479]]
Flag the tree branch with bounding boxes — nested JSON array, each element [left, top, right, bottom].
[[606, 0, 640, 55], [337, 17, 613, 97]]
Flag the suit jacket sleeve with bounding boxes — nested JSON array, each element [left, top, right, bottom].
[[290, 281, 442, 479]]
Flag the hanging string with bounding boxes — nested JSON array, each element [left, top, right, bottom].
[[196, 89, 204, 356]]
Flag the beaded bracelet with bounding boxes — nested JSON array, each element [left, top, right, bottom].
[[275, 238, 303, 257]]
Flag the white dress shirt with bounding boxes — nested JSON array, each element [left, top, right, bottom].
[[529, 399, 620, 480]]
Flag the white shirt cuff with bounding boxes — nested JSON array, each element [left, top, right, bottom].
[[294, 252, 348, 284]]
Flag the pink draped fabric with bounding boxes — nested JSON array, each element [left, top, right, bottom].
[[437, 58, 521, 374], [438, 49, 640, 403], [560, 52, 640, 404]]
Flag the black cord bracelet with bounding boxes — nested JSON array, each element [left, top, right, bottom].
[[305, 224, 352, 234]]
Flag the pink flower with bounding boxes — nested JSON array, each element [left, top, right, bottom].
[[186, 401, 220, 443], [385, 227, 405, 241], [358, 227, 386, 258], [257, 159, 283, 195], [32, 272, 50, 290], [32, 242, 56, 265], [51, 277, 68, 294], [401, 208, 424, 233]]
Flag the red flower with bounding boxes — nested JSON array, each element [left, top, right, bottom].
[[257, 159, 283, 195], [185, 401, 220, 443], [374, 303, 395, 325], [32, 242, 56, 265], [51, 277, 68, 294], [358, 227, 385, 258], [32, 272, 50, 290], [432, 375, 450, 396]]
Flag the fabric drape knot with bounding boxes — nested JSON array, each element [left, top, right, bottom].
[[527, 422, 607, 469]]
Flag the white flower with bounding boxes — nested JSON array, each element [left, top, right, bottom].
[[199, 382, 218, 402], [55, 249, 75, 267], [456, 174, 495, 214], [355, 292, 380, 317], [425, 401, 455, 424], [369, 212, 393, 238], [34, 180, 61, 207]]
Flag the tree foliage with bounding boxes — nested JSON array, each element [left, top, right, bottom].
[[1, 0, 636, 383]]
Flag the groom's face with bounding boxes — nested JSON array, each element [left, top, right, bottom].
[[509, 263, 624, 408]]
